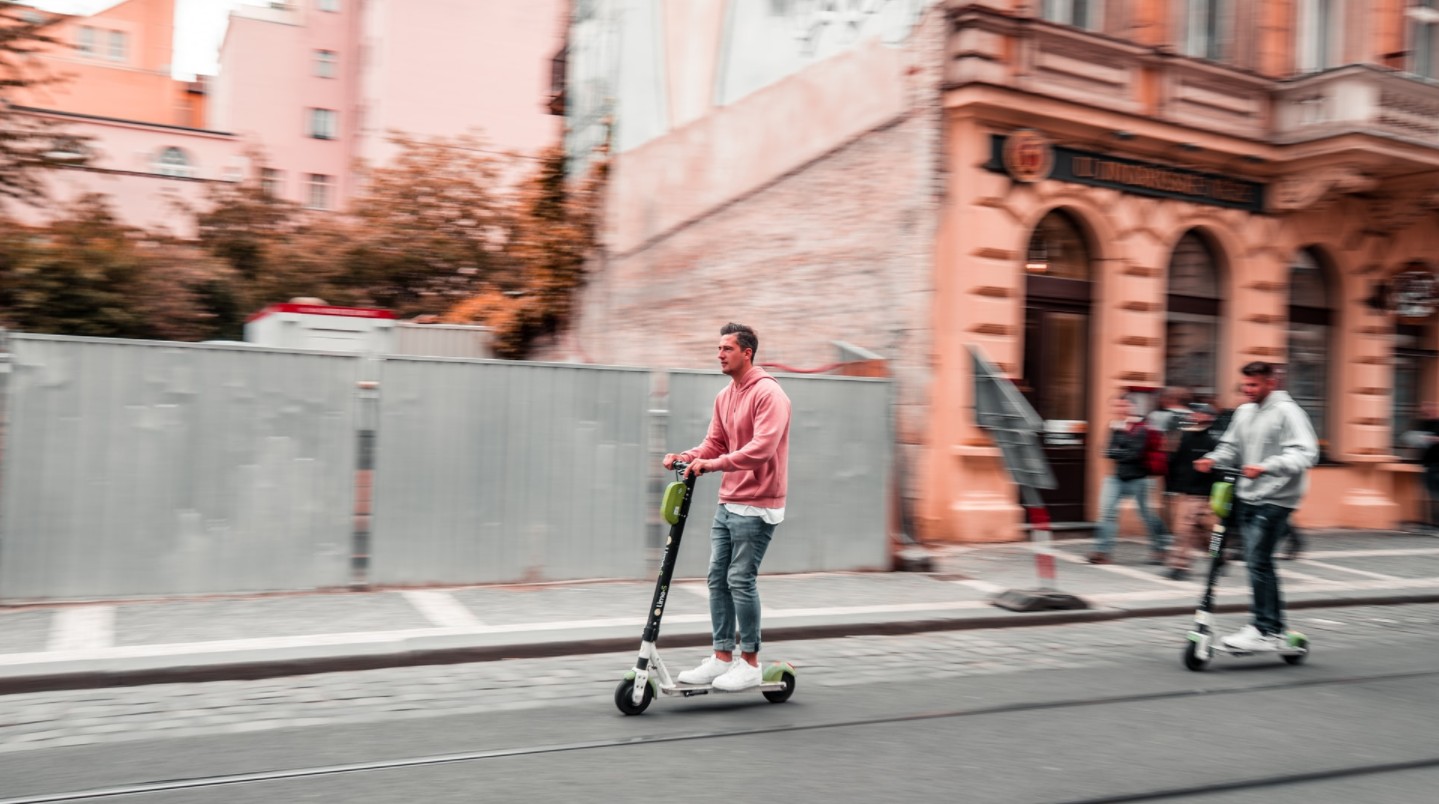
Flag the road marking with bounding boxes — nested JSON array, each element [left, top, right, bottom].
[[46, 606, 115, 652], [1298, 559, 1402, 581], [953, 579, 1006, 594], [680, 583, 710, 598], [401, 591, 484, 629], [1277, 568, 1330, 584], [1296, 548, 1439, 559]]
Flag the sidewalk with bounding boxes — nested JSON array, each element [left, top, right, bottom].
[[1, 528, 1436, 694]]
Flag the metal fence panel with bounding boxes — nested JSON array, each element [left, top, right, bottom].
[[666, 371, 892, 578], [368, 358, 650, 585], [0, 336, 358, 601]]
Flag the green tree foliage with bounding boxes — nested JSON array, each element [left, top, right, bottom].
[[0, 194, 215, 340], [445, 145, 606, 358]]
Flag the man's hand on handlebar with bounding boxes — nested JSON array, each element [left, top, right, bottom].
[[1193, 457, 1215, 474]]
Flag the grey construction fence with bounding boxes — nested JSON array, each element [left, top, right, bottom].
[[0, 333, 891, 602]]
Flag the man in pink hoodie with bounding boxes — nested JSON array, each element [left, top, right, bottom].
[[664, 322, 792, 691]]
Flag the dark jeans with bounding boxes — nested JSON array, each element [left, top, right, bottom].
[[1237, 501, 1292, 635]]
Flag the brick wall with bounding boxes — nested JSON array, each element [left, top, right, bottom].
[[555, 9, 949, 541]]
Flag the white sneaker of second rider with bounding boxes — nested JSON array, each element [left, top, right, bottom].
[[1221, 624, 1284, 652]]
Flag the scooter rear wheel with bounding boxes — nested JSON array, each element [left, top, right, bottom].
[[1183, 641, 1209, 672], [614, 678, 653, 715], [762, 671, 796, 703]]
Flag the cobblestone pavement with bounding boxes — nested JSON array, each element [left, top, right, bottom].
[[1, 603, 1436, 755]]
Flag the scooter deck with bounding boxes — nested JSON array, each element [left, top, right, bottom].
[[662, 681, 789, 696]]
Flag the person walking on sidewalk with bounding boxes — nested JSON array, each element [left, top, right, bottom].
[[1089, 395, 1170, 565], [664, 323, 791, 691], [1163, 403, 1222, 581], [1194, 361, 1318, 653]]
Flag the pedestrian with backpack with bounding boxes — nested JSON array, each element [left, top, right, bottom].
[[1089, 395, 1171, 565]]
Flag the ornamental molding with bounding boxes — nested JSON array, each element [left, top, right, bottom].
[[1268, 165, 1377, 212]]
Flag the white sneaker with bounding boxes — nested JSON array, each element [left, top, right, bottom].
[[712, 659, 763, 691], [677, 655, 732, 685], [1222, 624, 1282, 652]]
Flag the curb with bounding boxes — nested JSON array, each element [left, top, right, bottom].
[[2, 593, 1437, 696]]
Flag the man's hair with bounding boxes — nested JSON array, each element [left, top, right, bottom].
[[1240, 361, 1275, 378], [720, 322, 758, 358]]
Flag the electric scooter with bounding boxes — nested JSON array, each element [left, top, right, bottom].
[[614, 461, 797, 715], [1183, 467, 1310, 671]]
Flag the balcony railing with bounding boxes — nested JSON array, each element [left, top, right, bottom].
[[1273, 64, 1439, 147], [946, 5, 1439, 152]]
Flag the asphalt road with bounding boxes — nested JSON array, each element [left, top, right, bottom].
[[2, 604, 1437, 803]]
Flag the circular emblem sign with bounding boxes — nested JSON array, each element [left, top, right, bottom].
[[1393, 269, 1438, 321], [1003, 129, 1053, 184]]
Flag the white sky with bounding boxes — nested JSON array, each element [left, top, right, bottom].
[[27, 0, 267, 79]]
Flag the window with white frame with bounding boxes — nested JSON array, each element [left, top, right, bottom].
[[1179, 0, 1233, 61], [318, 0, 340, 11], [306, 174, 333, 210], [260, 168, 283, 198], [314, 49, 337, 78], [1409, 0, 1439, 79], [1297, 0, 1342, 73], [1041, 0, 1103, 31], [107, 30, 127, 62], [308, 108, 337, 139], [155, 147, 192, 177], [76, 26, 95, 54]]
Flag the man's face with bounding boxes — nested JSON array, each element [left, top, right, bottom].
[[1241, 374, 1276, 404], [717, 333, 751, 377], [1112, 398, 1134, 419]]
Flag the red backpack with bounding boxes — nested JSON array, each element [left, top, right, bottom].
[[1144, 426, 1168, 477]]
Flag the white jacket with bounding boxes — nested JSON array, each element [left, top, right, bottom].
[[1204, 390, 1319, 508]]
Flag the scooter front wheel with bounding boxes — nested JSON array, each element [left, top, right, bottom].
[[762, 670, 796, 703], [1182, 641, 1209, 672], [614, 677, 653, 715]]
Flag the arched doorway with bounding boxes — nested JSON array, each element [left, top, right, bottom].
[[1165, 230, 1223, 399], [1021, 209, 1094, 522]]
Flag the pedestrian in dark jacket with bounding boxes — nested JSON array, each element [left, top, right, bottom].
[[1163, 403, 1222, 580], [1089, 396, 1170, 565]]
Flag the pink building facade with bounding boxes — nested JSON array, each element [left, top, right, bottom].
[[210, 0, 564, 212]]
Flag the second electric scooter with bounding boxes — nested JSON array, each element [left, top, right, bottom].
[[1183, 467, 1310, 671], [614, 461, 796, 715]]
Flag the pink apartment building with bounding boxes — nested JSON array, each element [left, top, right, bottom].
[[3, 0, 240, 236], [5, 0, 564, 231], [209, 0, 564, 211]]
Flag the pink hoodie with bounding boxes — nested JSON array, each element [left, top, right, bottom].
[[679, 367, 791, 508]]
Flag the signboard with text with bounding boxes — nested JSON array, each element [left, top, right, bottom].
[[987, 134, 1266, 213]]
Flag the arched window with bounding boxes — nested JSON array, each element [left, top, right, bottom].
[[1165, 230, 1222, 397], [156, 147, 192, 177], [1025, 211, 1090, 280], [1287, 248, 1334, 452]]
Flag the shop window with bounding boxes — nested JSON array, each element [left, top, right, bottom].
[[1393, 322, 1435, 457], [1165, 230, 1223, 398], [1296, 0, 1342, 73], [1410, 0, 1439, 79], [1041, 0, 1103, 31], [1025, 211, 1091, 281], [155, 146, 192, 177], [1287, 248, 1334, 455], [1178, 0, 1233, 62]]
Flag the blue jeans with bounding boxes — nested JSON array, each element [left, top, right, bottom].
[[1094, 476, 1169, 555], [1238, 501, 1291, 635], [706, 506, 775, 653]]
